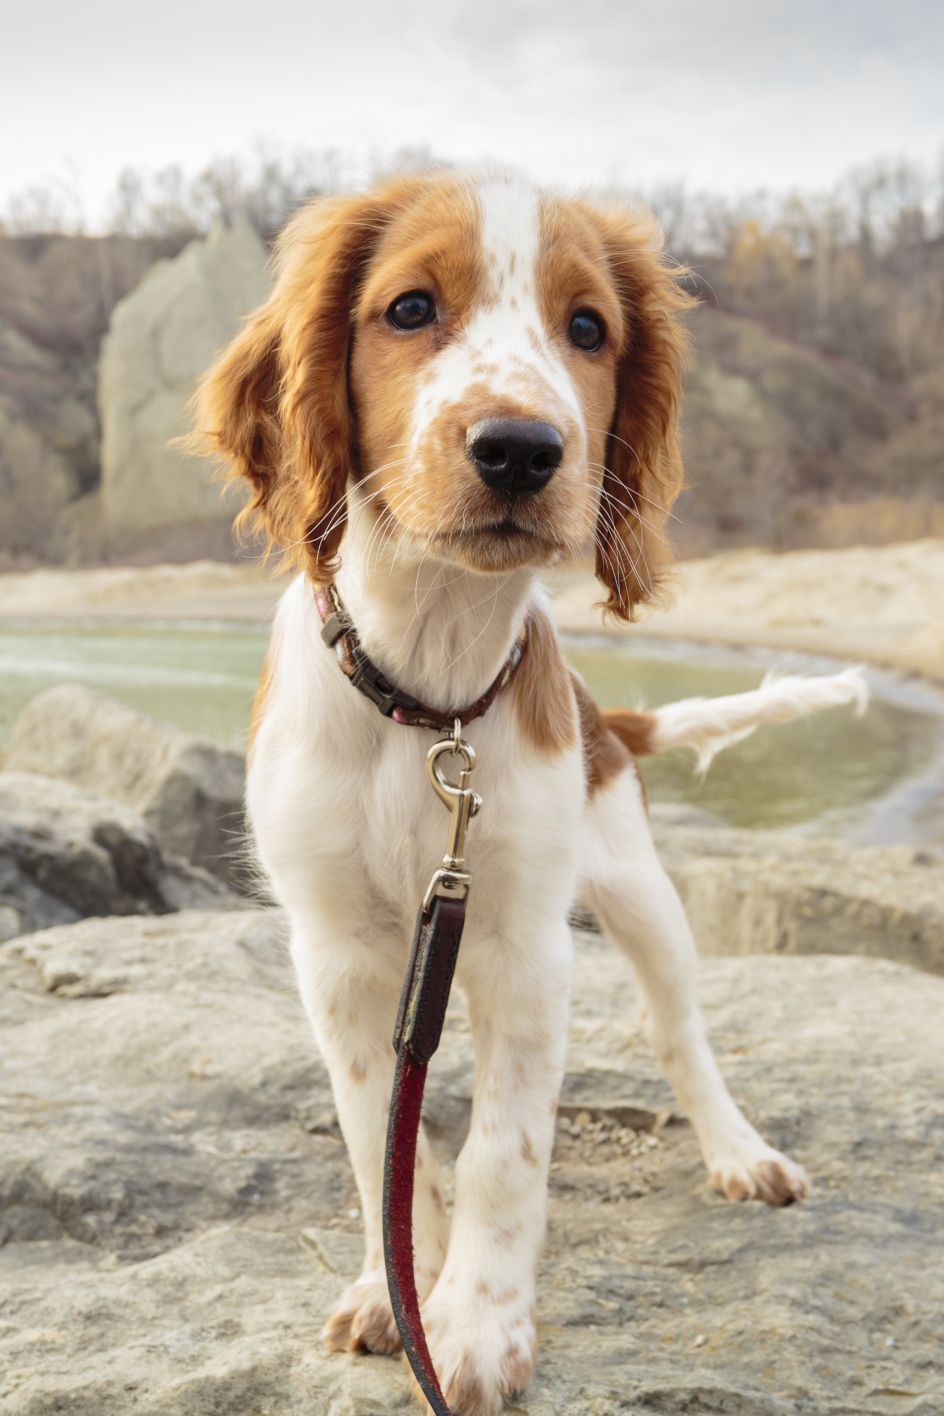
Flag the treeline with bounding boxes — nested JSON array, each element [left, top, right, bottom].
[[648, 159, 944, 385], [3, 145, 943, 387]]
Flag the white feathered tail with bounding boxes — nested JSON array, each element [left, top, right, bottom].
[[604, 666, 868, 773]]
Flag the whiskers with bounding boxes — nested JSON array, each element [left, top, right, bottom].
[[292, 458, 409, 556]]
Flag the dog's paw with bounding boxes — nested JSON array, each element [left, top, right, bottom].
[[406, 1283, 537, 1415], [708, 1142, 810, 1207], [322, 1273, 401, 1355]]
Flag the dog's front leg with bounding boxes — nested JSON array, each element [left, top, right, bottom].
[[411, 919, 573, 1416], [289, 918, 450, 1355]]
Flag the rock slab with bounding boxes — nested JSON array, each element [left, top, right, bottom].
[[653, 809, 944, 975], [0, 771, 234, 939], [1, 909, 941, 1414], [4, 684, 247, 890], [97, 216, 271, 537]]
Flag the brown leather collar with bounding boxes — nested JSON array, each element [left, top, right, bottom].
[[314, 582, 529, 731]]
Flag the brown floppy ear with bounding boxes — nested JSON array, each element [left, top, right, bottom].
[[589, 207, 695, 620], [194, 297, 283, 548], [193, 192, 394, 580]]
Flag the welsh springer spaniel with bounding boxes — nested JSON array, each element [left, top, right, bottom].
[[197, 170, 864, 1415]]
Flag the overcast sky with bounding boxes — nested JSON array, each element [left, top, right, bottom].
[[3, 0, 942, 224]]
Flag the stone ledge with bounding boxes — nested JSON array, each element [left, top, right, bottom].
[[2, 909, 941, 1414]]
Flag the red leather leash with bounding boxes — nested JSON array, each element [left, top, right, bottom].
[[382, 730, 482, 1413], [384, 895, 467, 1414]]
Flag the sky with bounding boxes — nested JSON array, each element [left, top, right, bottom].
[[3, 0, 943, 226]]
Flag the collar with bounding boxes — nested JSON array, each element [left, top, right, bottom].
[[314, 582, 529, 731]]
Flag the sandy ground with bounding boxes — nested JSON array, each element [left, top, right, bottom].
[[1, 540, 942, 682], [553, 538, 944, 682]]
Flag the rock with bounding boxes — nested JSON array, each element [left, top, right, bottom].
[[97, 216, 271, 540], [650, 804, 944, 975], [1, 908, 942, 1413], [0, 323, 98, 559], [0, 772, 235, 937], [4, 685, 247, 889]]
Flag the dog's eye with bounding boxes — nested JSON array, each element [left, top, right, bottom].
[[568, 309, 605, 352], [387, 290, 437, 331]]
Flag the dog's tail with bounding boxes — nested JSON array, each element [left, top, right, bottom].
[[603, 666, 868, 774]]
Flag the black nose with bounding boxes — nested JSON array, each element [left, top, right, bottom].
[[466, 418, 563, 498]]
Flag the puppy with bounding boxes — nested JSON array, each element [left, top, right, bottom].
[[196, 170, 864, 1415]]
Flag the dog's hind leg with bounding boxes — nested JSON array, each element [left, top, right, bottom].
[[580, 769, 809, 1206], [289, 914, 451, 1354]]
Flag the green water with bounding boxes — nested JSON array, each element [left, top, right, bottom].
[[566, 639, 942, 843], [0, 623, 941, 845]]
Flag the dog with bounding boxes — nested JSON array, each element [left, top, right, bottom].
[[195, 169, 865, 1415]]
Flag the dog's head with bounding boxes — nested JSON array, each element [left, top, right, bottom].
[[196, 171, 693, 619]]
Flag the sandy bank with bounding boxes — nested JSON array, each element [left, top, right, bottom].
[[0, 560, 285, 624], [552, 538, 944, 682], [0, 540, 941, 681]]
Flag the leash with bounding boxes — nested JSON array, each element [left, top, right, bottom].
[[384, 722, 480, 1414], [313, 584, 522, 1410]]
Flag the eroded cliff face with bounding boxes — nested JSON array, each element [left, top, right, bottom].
[[97, 217, 271, 543], [0, 230, 181, 566]]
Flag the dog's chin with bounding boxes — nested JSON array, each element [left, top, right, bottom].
[[429, 519, 567, 573]]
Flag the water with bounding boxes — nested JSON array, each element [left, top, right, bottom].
[[0, 622, 941, 847], [566, 637, 944, 845]]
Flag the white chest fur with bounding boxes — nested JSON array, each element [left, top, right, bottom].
[[247, 573, 584, 970]]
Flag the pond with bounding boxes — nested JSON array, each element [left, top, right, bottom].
[[0, 622, 941, 848]]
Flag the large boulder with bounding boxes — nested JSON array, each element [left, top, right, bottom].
[[1, 908, 941, 1413], [0, 323, 98, 559], [97, 216, 271, 539], [4, 685, 247, 890], [0, 771, 235, 939]]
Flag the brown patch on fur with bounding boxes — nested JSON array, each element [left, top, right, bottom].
[[520, 1129, 538, 1167], [602, 707, 658, 756], [322, 1283, 401, 1356], [538, 194, 695, 620], [495, 1287, 520, 1305], [446, 1353, 496, 1416], [571, 671, 654, 806], [511, 610, 576, 757], [476, 1279, 491, 1298], [349, 1057, 367, 1083], [502, 1341, 536, 1398], [579, 205, 695, 620], [710, 1157, 809, 1206]]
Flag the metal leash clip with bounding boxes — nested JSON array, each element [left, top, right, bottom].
[[421, 718, 482, 911], [392, 718, 483, 1065]]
